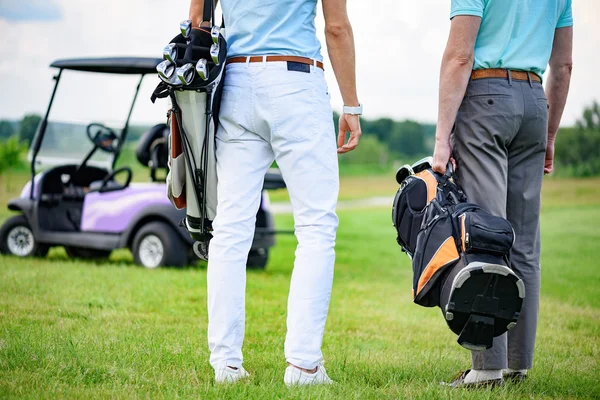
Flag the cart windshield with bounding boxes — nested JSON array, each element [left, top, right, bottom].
[[29, 70, 145, 170]]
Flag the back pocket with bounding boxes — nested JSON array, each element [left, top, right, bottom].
[[217, 88, 243, 141]]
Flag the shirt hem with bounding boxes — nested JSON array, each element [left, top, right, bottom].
[[450, 8, 484, 19], [556, 21, 574, 28]]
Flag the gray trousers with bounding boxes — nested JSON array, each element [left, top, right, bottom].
[[451, 76, 548, 370]]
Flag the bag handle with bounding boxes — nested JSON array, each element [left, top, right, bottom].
[[433, 161, 455, 180], [446, 161, 455, 178]]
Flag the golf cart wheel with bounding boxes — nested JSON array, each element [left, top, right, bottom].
[[247, 248, 269, 270], [65, 246, 111, 259], [132, 221, 188, 268], [0, 215, 49, 258]]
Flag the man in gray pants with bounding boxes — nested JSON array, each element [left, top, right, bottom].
[[432, 0, 573, 387]]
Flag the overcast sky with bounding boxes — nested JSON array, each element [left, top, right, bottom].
[[0, 0, 598, 126]]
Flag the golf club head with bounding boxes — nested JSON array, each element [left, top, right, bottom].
[[156, 60, 176, 80], [177, 63, 196, 85], [211, 26, 220, 44], [411, 156, 433, 174], [193, 241, 209, 261], [180, 20, 192, 38], [210, 44, 220, 65], [162, 43, 178, 63], [396, 164, 414, 185], [196, 59, 209, 81], [158, 69, 182, 87]]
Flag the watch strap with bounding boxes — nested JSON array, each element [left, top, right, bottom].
[[343, 104, 363, 115]]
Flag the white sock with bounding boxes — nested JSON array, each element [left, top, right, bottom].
[[464, 369, 502, 383], [502, 368, 528, 375]]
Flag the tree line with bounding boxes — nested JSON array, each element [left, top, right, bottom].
[[334, 101, 600, 178], [1, 101, 598, 177], [553, 101, 600, 177]]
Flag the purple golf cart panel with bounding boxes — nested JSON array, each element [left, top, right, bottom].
[[81, 183, 171, 233], [20, 174, 44, 199]]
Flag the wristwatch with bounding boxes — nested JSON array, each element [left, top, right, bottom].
[[343, 104, 363, 115]]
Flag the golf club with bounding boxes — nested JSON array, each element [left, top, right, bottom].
[[156, 60, 176, 80], [210, 44, 220, 66], [180, 20, 192, 39], [196, 59, 209, 81], [160, 72, 183, 86], [177, 63, 196, 85], [211, 26, 220, 44], [162, 43, 178, 63], [157, 60, 182, 86]]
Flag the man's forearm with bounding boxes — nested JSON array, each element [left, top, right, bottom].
[[325, 23, 359, 107], [545, 26, 573, 144], [435, 54, 473, 144], [545, 66, 572, 143]]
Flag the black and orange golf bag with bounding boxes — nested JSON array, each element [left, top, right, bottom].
[[392, 157, 525, 350]]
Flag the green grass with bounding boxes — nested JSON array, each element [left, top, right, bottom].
[[0, 178, 599, 399]]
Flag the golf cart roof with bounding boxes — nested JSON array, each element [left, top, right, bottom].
[[50, 57, 162, 75]]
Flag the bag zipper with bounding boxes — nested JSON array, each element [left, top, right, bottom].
[[471, 223, 512, 235]]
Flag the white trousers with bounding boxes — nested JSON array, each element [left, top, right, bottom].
[[207, 61, 339, 370]]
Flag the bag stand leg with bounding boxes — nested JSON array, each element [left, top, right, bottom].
[[457, 312, 495, 351]]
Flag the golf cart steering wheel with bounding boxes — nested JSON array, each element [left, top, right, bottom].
[[87, 123, 119, 153], [96, 167, 133, 193]]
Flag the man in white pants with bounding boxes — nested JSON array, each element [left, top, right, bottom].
[[188, 0, 362, 385]]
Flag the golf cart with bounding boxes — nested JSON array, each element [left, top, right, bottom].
[[0, 57, 285, 269]]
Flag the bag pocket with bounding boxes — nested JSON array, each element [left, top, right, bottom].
[[392, 175, 430, 254], [460, 211, 514, 256], [413, 210, 460, 307]]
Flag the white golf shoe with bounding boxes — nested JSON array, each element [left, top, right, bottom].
[[214, 366, 250, 384], [284, 363, 333, 386]]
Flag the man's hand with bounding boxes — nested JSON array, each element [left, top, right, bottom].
[[432, 138, 453, 174], [544, 140, 555, 174], [337, 113, 361, 153]]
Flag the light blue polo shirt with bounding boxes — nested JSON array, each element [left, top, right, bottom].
[[221, 0, 323, 61], [450, 0, 573, 77]]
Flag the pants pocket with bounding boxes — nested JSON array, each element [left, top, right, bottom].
[[217, 88, 243, 142], [271, 78, 332, 142], [535, 97, 549, 121]]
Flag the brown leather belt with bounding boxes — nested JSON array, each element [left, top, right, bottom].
[[226, 55, 324, 70], [472, 68, 541, 83]]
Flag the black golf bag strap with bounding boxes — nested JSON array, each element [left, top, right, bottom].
[[150, 81, 170, 103], [203, 0, 216, 25], [201, 0, 225, 28]]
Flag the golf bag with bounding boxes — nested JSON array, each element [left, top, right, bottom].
[[151, 0, 226, 258], [392, 158, 525, 350]]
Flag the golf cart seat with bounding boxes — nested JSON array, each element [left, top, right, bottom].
[[137, 123, 169, 182]]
